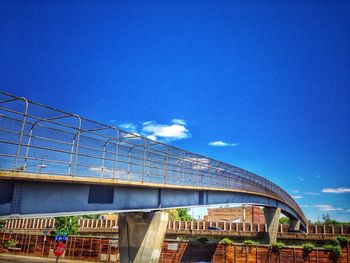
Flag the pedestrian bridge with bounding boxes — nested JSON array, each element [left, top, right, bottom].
[[0, 91, 307, 230]]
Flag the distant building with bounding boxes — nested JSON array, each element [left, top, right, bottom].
[[204, 205, 265, 224], [99, 213, 118, 221]]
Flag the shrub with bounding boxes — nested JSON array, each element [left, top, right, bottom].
[[302, 242, 315, 252], [219, 237, 234, 245], [328, 238, 339, 246], [323, 244, 342, 258], [243, 240, 258, 246], [55, 216, 79, 235], [271, 242, 285, 253], [176, 236, 184, 242], [302, 242, 314, 259], [336, 236, 349, 247], [0, 220, 5, 230], [197, 237, 209, 244], [5, 239, 17, 248]]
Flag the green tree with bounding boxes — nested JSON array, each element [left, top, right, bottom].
[[55, 216, 79, 235], [321, 214, 340, 225], [177, 208, 193, 221], [219, 237, 234, 245], [279, 217, 289, 224], [166, 209, 180, 221], [166, 208, 193, 221]]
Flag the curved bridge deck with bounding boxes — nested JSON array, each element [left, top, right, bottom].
[[0, 91, 306, 227]]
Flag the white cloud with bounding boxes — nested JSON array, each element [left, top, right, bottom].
[[119, 123, 137, 133], [117, 119, 191, 142], [110, 119, 116, 123], [322, 187, 350, 194], [146, 135, 157, 141], [208, 141, 238, 147], [292, 190, 300, 193], [142, 121, 153, 126], [297, 177, 304, 181], [292, 195, 303, 199], [121, 132, 141, 139], [141, 120, 190, 142], [172, 119, 187, 125], [305, 192, 320, 195], [182, 157, 217, 170], [300, 205, 344, 211], [88, 167, 128, 178], [313, 205, 344, 211], [299, 204, 346, 211]]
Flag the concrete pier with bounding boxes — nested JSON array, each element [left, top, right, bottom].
[[289, 218, 301, 231], [263, 207, 281, 244], [118, 211, 169, 263]]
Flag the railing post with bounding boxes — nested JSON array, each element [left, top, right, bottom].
[[142, 140, 146, 182], [67, 115, 82, 176], [164, 153, 168, 185], [127, 147, 135, 180], [11, 97, 29, 170]]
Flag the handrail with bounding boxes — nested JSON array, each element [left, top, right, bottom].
[[0, 90, 307, 224]]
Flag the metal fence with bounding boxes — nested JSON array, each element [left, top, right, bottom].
[[0, 91, 305, 222]]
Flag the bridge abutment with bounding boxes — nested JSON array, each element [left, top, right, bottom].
[[118, 211, 169, 263], [263, 207, 281, 244]]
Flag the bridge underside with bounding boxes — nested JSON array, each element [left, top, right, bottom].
[[0, 178, 306, 231]]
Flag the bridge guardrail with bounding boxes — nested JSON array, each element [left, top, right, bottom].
[[0, 91, 306, 223]]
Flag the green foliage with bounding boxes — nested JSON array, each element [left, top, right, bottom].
[[328, 238, 340, 246], [0, 220, 5, 230], [319, 214, 340, 225], [336, 236, 349, 247], [55, 216, 79, 235], [312, 214, 350, 225], [166, 209, 180, 221], [243, 240, 258, 246], [279, 217, 289, 224], [5, 239, 17, 248], [219, 237, 234, 245], [323, 244, 342, 258], [176, 236, 185, 242], [271, 242, 286, 253], [302, 242, 314, 252], [79, 214, 101, 220], [166, 208, 193, 221], [197, 237, 209, 244], [177, 208, 193, 221]]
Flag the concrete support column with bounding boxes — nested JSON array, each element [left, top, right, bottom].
[[118, 211, 169, 263], [263, 207, 281, 244], [289, 218, 301, 231]]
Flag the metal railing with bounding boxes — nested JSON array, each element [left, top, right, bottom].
[[0, 91, 306, 223]]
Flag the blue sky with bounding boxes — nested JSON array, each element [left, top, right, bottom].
[[1, 0, 350, 222]]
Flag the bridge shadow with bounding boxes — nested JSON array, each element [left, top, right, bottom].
[[178, 242, 217, 263]]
